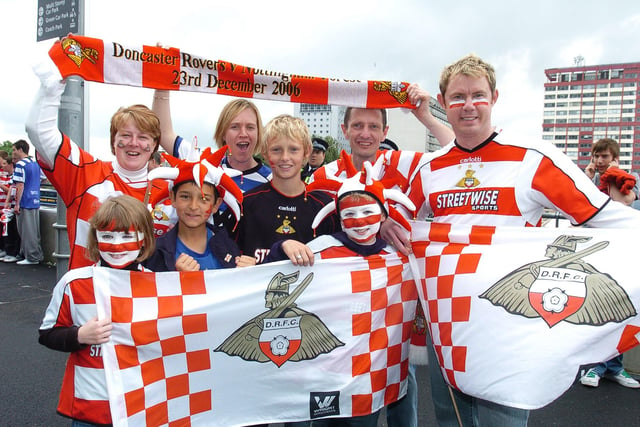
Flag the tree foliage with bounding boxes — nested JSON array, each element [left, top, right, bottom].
[[0, 140, 13, 155]]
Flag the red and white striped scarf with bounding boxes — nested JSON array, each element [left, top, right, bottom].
[[49, 35, 415, 109]]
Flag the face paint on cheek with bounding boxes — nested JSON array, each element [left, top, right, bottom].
[[472, 97, 490, 107], [448, 99, 465, 109], [341, 214, 382, 229], [96, 230, 144, 268], [339, 201, 383, 244], [342, 219, 382, 244]]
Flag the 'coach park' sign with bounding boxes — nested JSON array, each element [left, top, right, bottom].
[[37, 0, 78, 42]]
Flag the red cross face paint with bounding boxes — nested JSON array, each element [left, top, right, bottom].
[[96, 230, 144, 268], [339, 197, 383, 245]]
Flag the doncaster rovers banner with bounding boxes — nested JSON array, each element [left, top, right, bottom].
[[409, 221, 640, 410], [48, 35, 414, 109], [94, 253, 417, 426]]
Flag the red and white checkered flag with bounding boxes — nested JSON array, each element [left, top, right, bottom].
[[94, 253, 417, 426], [409, 221, 640, 409]]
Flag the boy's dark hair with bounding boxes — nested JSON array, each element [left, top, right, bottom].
[[591, 138, 620, 160], [172, 180, 219, 199], [13, 139, 29, 155]]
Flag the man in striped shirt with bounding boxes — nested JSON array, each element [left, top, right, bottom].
[[11, 139, 43, 265]]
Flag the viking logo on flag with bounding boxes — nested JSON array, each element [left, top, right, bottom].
[[481, 234, 636, 327], [215, 271, 344, 367]]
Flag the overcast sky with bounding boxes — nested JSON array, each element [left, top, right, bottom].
[[2, 0, 640, 158]]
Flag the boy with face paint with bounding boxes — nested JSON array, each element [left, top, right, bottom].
[[38, 195, 157, 425], [264, 155, 417, 427], [144, 146, 256, 272]]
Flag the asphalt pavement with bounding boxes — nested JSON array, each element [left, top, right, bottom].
[[1, 262, 638, 426]]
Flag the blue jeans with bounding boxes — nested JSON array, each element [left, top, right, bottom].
[[427, 335, 529, 427], [386, 363, 418, 427], [591, 354, 624, 377]]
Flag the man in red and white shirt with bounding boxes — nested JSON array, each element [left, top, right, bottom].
[[399, 55, 640, 427]]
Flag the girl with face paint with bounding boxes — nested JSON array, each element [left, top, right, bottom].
[[38, 195, 156, 425]]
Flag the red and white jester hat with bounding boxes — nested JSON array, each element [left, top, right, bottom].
[[148, 145, 244, 223], [307, 150, 416, 231]]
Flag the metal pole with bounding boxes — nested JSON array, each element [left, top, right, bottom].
[[53, 0, 85, 280]]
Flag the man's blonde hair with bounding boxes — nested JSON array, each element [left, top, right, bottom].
[[439, 54, 497, 98], [261, 114, 312, 161]]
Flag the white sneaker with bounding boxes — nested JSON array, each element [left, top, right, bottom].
[[608, 370, 640, 389], [2, 255, 18, 263], [16, 259, 39, 265], [580, 369, 600, 387]]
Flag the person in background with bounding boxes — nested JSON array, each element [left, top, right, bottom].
[[579, 137, 640, 389], [147, 150, 164, 171], [38, 195, 157, 425], [0, 150, 10, 258], [301, 137, 328, 183], [379, 138, 399, 152], [584, 137, 639, 206], [12, 139, 43, 265], [0, 155, 19, 263]]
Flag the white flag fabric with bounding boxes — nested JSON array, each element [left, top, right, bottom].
[[409, 221, 640, 409], [94, 254, 417, 426]]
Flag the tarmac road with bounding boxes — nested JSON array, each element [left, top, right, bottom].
[[1, 262, 638, 426]]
